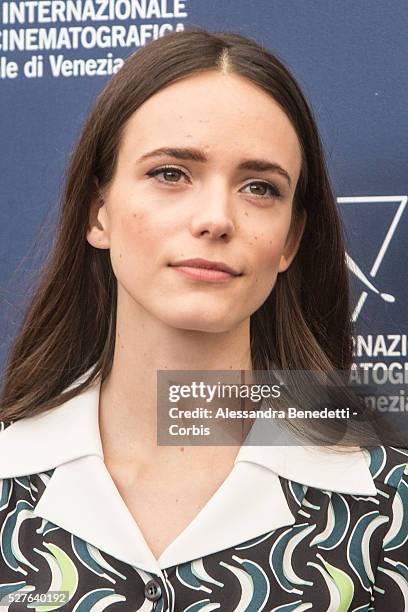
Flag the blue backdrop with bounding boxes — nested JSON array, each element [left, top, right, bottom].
[[1, 1, 407, 403]]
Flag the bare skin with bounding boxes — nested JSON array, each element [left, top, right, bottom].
[[87, 70, 305, 560], [102, 438, 242, 558]]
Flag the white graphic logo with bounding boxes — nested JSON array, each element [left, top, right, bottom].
[[337, 195, 407, 321]]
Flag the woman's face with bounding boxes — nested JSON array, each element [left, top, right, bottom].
[[87, 70, 305, 333]]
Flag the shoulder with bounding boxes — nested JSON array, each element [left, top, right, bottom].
[[0, 418, 54, 514], [362, 445, 408, 527], [364, 444, 408, 491], [364, 445, 408, 548], [362, 446, 408, 607]]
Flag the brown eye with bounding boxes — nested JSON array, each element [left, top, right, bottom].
[[241, 181, 281, 198], [146, 166, 189, 184], [162, 169, 182, 182], [249, 182, 268, 196]]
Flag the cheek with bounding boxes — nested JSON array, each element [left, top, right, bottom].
[[242, 204, 292, 268], [108, 209, 165, 279], [254, 237, 284, 267], [248, 229, 287, 275], [244, 226, 289, 302]]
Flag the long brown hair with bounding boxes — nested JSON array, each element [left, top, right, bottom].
[[0, 28, 399, 448]]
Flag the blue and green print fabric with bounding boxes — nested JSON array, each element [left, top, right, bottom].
[[0, 417, 407, 611]]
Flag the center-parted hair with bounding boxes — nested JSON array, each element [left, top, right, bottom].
[[0, 28, 393, 447]]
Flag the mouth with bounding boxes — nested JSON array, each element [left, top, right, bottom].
[[168, 258, 243, 283], [169, 258, 242, 275]]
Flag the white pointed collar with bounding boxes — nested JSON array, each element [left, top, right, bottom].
[[0, 372, 377, 574]]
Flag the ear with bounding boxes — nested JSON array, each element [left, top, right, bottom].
[[86, 178, 110, 250], [278, 208, 307, 273]]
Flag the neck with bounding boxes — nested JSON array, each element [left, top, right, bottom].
[[98, 289, 252, 468]]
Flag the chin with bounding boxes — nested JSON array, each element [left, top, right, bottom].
[[166, 314, 235, 334]]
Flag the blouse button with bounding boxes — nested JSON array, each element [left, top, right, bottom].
[[144, 578, 162, 601]]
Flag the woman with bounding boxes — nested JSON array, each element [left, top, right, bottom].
[[0, 28, 407, 611]]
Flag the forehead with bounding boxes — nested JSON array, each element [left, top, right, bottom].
[[119, 70, 302, 179]]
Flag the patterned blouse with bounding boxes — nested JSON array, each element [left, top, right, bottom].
[[0, 387, 407, 611]]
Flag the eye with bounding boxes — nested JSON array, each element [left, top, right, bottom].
[[146, 165, 190, 184], [241, 181, 282, 199]]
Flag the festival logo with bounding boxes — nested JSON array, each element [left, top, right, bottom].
[[338, 196, 408, 420], [338, 195, 407, 322]]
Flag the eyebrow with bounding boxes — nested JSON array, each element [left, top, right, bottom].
[[137, 147, 292, 187]]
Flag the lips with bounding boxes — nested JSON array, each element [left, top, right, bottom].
[[169, 258, 242, 276]]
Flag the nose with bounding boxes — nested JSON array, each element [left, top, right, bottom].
[[190, 179, 236, 240]]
